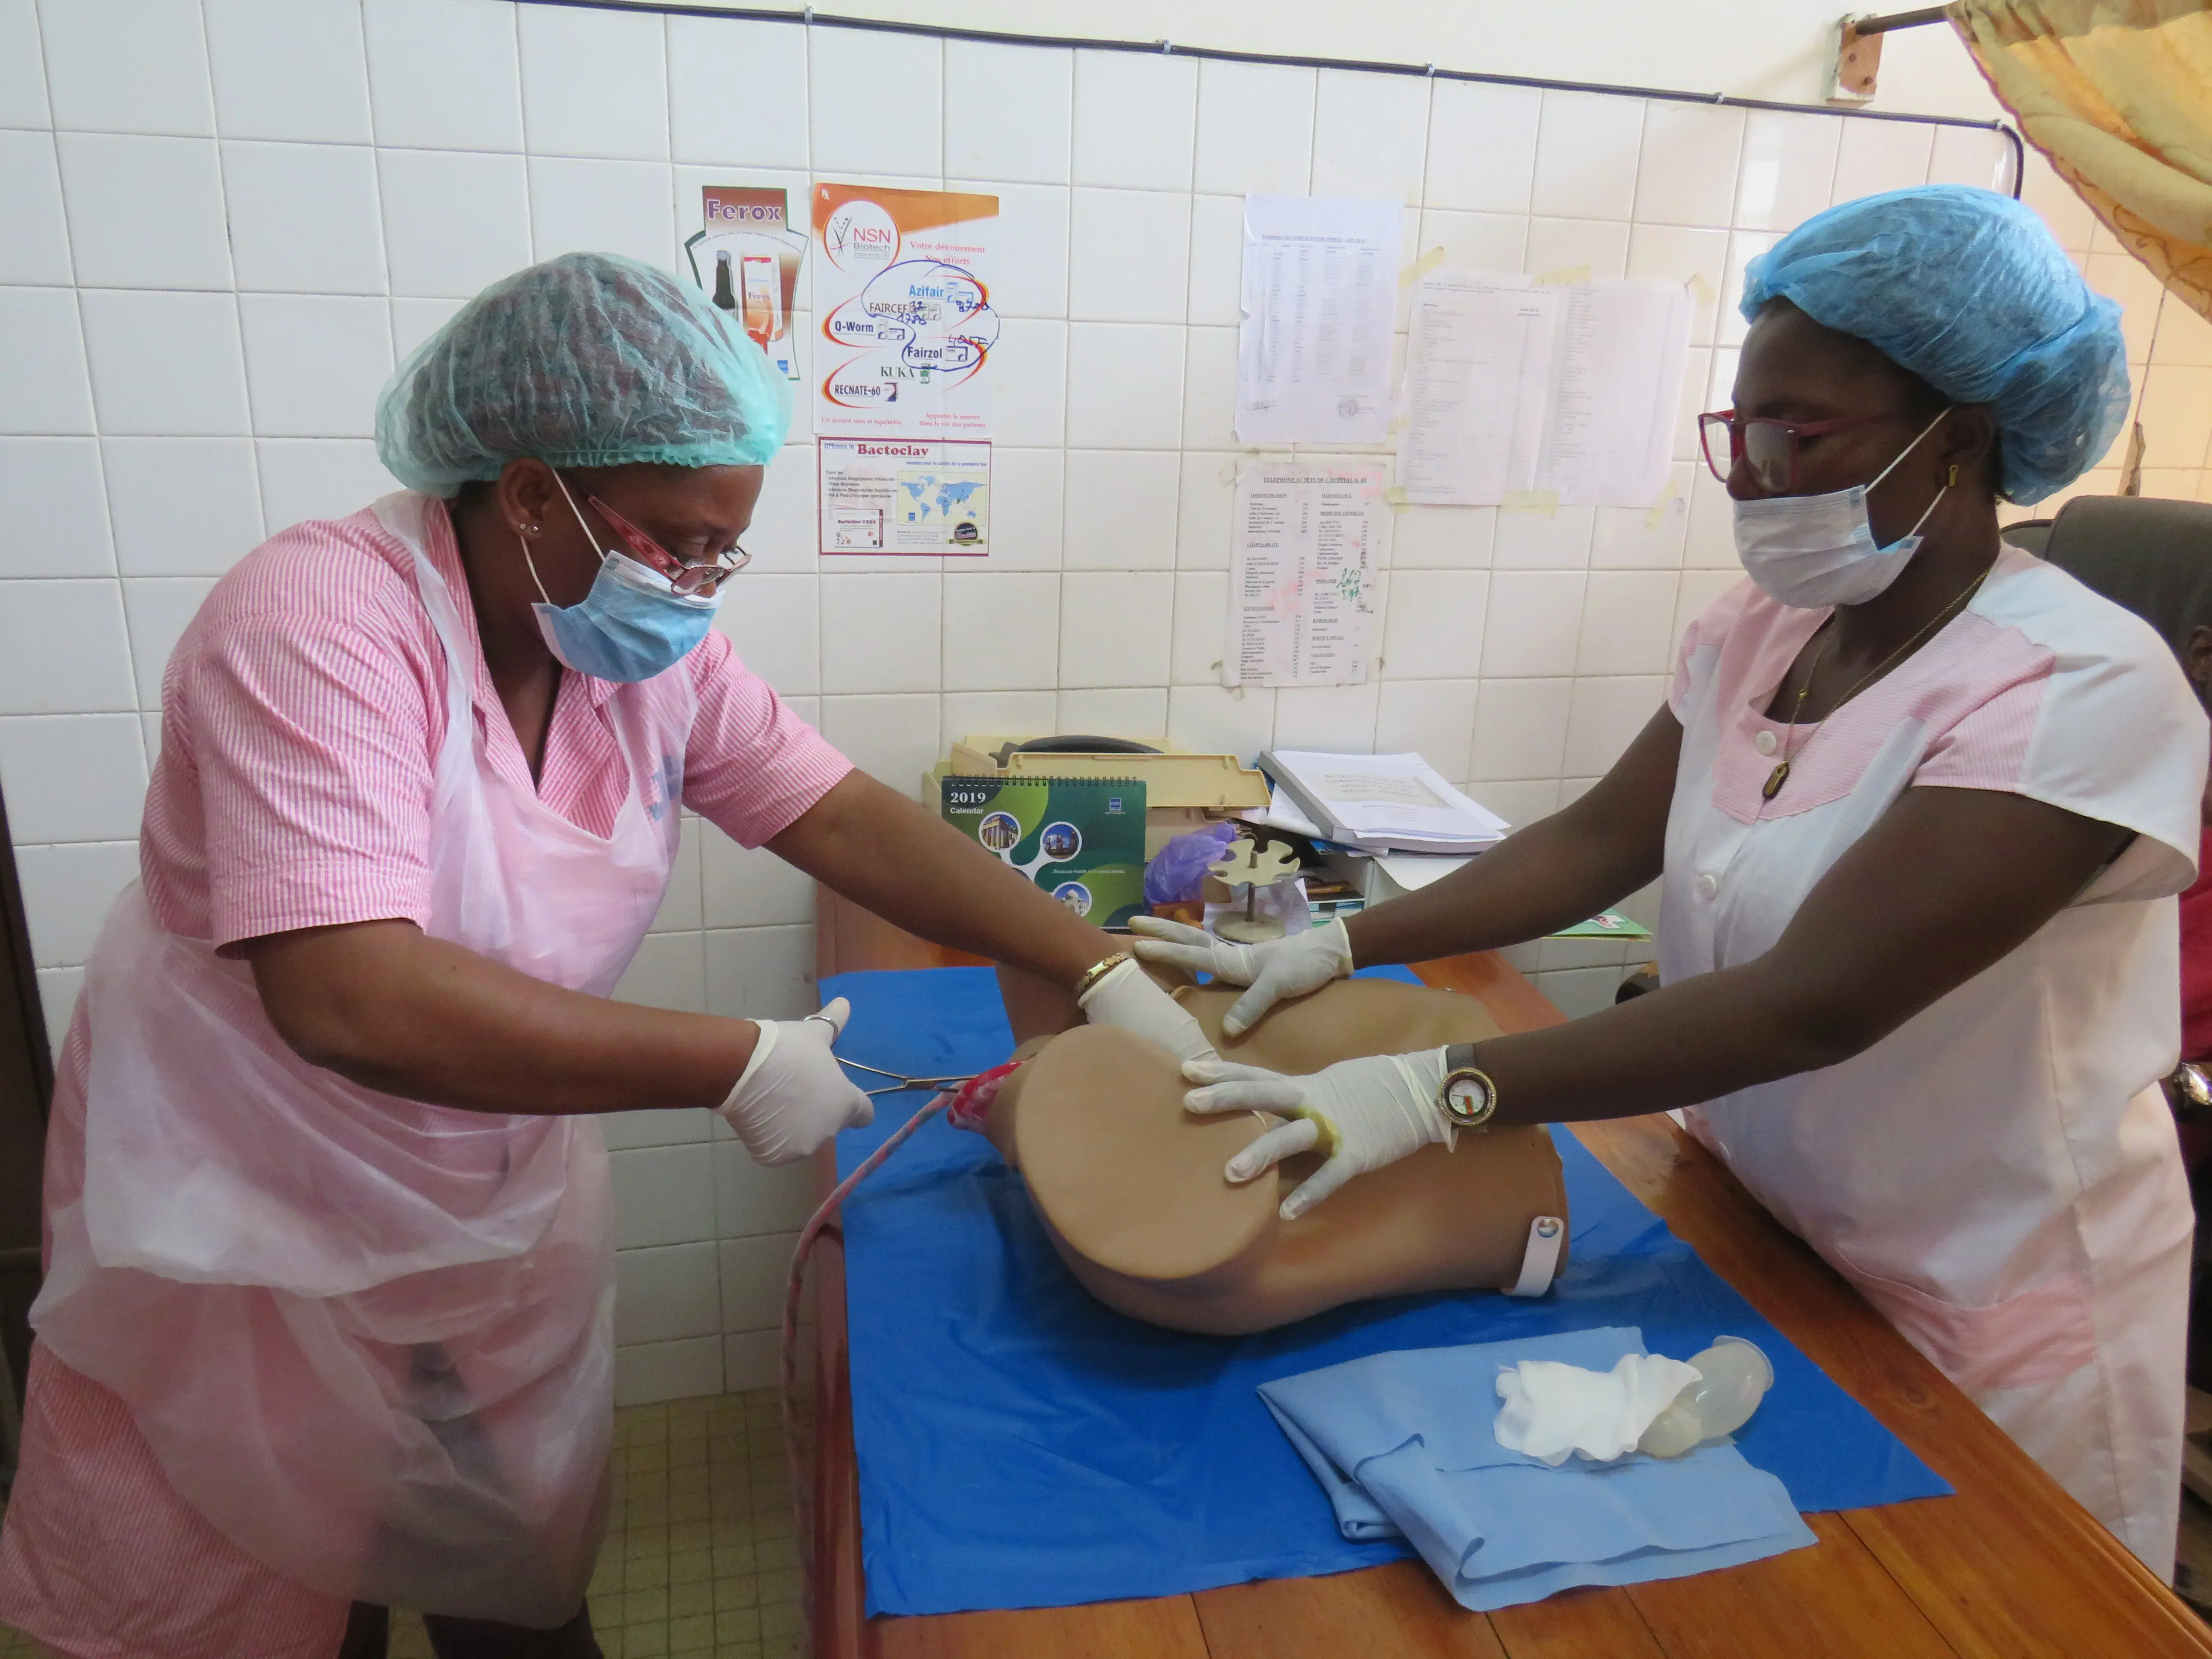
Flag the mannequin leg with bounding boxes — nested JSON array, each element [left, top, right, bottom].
[[995, 981, 1568, 1334]]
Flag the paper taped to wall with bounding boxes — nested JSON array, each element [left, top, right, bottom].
[[1397, 272, 1693, 509], [1226, 461, 1386, 689], [1535, 278, 1694, 506], [818, 439, 990, 556], [1237, 196, 1403, 446], [1397, 274, 1558, 507]]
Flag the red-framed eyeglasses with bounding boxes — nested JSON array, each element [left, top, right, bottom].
[[588, 495, 751, 596], [1697, 409, 1918, 494]]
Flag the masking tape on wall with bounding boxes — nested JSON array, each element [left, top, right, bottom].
[[1400, 246, 1447, 287]]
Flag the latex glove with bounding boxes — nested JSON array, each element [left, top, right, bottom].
[[1077, 957, 1217, 1067], [1181, 1046, 1451, 1220], [1126, 917, 1354, 1037], [716, 996, 874, 1166]]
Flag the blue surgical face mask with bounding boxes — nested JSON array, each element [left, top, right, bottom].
[[523, 474, 721, 681]]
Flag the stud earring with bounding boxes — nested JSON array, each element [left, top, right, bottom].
[[518, 522, 541, 536]]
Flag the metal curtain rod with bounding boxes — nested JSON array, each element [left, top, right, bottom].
[[520, 0, 2023, 194], [1849, 6, 1954, 35]]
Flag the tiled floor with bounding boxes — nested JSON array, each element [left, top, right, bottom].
[[0, 1390, 803, 1659]]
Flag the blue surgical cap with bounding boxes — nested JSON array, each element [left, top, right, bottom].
[[1739, 185, 2129, 504], [375, 252, 791, 497]]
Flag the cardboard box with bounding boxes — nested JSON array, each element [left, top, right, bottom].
[[943, 737, 1268, 810]]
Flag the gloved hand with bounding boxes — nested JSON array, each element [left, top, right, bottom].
[[1127, 916, 1355, 1036], [1077, 957, 1217, 1067], [1182, 1046, 1451, 1220], [716, 996, 874, 1165]]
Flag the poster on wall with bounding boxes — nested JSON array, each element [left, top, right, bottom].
[[811, 183, 998, 439], [683, 186, 807, 381], [817, 438, 990, 556], [1224, 460, 1386, 688]]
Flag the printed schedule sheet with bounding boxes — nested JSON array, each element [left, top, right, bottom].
[[1226, 461, 1387, 688]]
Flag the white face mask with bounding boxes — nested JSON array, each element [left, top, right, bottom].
[[1731, 407, 1953, 609]]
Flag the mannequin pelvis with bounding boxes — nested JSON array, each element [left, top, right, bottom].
[[983, 975, 1569, 1336]]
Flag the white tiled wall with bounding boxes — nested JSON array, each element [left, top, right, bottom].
[[3, 0, 2203, 1404]]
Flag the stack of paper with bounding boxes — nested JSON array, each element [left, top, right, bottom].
[[1241, 783, 1326, 839], [1259, 751, 1509, 856]]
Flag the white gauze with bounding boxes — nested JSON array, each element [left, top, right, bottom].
[[1493, 1353, 1704, 1465]]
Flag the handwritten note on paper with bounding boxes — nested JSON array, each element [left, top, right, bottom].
[[1397, 271, 1694, 509], [1226, 461, 1388, 688], [1396, 273, 1559, 506], [1237, 196, 1403, 446]]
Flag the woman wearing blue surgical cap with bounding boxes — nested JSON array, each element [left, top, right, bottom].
[[1136, 187, 2207, 1573], [0, 254, 1208, 1659]]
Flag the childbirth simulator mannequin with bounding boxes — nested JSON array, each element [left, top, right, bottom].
[[982, 967, 1570, 1334]]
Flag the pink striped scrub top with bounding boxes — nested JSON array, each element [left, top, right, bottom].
[[0, 497, 853, 1657]]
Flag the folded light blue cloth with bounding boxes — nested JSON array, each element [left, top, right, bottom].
[[1257, 1326, 1818, 1612]]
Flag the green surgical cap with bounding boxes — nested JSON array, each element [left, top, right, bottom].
[[1740, 185, 2129, 504], [375, 252, 792, 497]]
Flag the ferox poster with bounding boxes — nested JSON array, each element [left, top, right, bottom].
[[683, 185, 807, 380], [811, 183, 998, 439]]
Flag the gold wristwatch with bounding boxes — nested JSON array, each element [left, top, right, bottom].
[[1438, 1042, 1499, 1132]]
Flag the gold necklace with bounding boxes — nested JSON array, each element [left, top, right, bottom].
[[1761, 564, 1993, 803], [1763, 629, 1835, 802]]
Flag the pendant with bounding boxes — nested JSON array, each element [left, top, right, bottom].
[[1762, 760, 1790, 801]]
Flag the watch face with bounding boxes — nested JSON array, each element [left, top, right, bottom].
[[1444, 1073, 1492, 1124]]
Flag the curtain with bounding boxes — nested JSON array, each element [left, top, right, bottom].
[[1949, 0, 2212, 322]]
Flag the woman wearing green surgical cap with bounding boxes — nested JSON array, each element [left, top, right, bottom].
[[0, 254, 1208, 1659], [1135, 187, 2206, 1575]]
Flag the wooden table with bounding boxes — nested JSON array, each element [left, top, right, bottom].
[[809, 893, 2212, 1657]]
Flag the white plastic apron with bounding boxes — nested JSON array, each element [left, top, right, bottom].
[[1659, 623, 2192, 1572], [30, 492, 693, 1625]]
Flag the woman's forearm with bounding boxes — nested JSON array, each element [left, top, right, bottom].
[[1345, 811, 1662, 967], [768, 771, 1115, 990], [246, 921, 760, 1116], [1345, 705, 1681, 968], [1464, 784, 2136, 1128], [1468, 958, 1843, 1126]]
